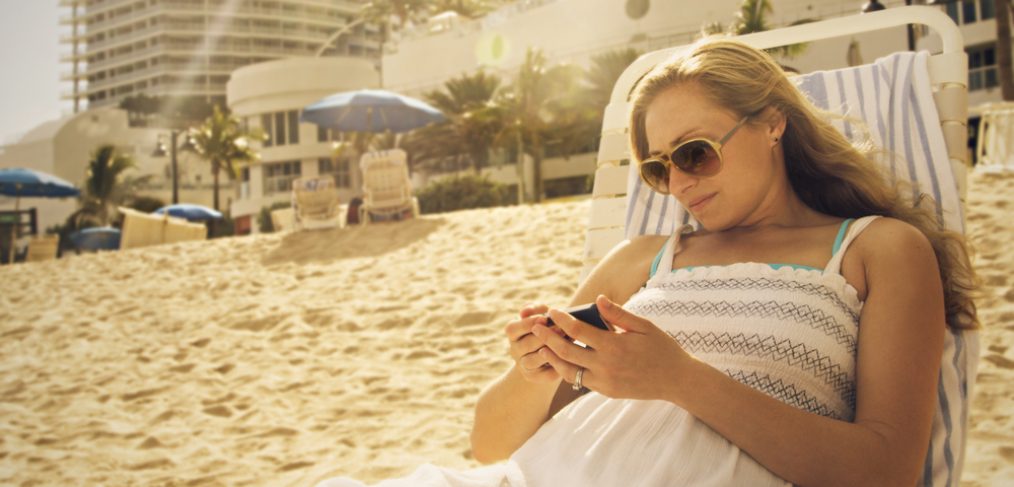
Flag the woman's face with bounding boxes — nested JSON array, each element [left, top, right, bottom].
[[642, 83, 780, 230]]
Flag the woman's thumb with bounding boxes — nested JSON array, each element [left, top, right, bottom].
[[595, 295, 649, 333]]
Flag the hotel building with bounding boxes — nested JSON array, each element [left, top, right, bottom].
[[59, 0, 380, 112]]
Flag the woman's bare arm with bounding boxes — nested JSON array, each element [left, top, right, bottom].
[[469, 235, 664, 463]]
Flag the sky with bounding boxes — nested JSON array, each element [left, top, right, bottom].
[[0, 1, 65, 147]]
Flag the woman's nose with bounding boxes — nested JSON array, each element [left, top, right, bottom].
[[667, 166, 697, 195]]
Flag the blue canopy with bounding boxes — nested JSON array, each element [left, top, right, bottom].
[[0, 167, 80, 198], [153, 203, 222, 221], [69, 226, 121, 251], [301, 89, 446, 133]]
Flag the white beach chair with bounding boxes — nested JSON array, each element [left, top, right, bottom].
[[584, 7, 976, 487], [119, 207, 207, 249], [975, 102, 1014, 172], [291, 176, 343, 230], [358, 149, 420, 224]]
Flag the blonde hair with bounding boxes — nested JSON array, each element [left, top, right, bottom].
[[629, 38, 978, 330]]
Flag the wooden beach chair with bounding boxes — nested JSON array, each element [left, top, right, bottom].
[[583, 6, 976, 486], [358, 149, 420, 224], [25, 234, 59, 262], [291, 176, 342, 230]]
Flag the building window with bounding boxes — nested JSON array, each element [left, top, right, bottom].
[[318, 157, 352, 188], [945, 0, 995, 24], [980, 0, 995, 20], [263, 160, 302, 194], [968, 44, 999, 91], [259, 110, 301, 147], [963, 0, 978, 23]]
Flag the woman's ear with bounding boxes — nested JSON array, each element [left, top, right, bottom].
[[759, 106, 787, 145]]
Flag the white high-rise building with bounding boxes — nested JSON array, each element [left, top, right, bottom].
[[59, 0, 381, 112]]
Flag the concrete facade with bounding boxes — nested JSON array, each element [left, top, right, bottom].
[[225, 56, 380, 232]]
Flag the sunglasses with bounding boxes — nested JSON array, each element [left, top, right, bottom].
[[638, 115, 751, 194]]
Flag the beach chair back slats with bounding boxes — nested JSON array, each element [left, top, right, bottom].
[[292, 176, 341, 230], [591, 164, 630, 197], [596, 132, 630, 166], [359, 149, 419, 222]]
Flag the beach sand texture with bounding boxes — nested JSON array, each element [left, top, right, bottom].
[[0, 172, 1010, 486]]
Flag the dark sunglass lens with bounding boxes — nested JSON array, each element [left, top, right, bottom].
[[674, 141, 719, 176], [640, 161, 669, 191]]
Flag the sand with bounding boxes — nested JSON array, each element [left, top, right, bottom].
[[0, 172, 1011, 486]]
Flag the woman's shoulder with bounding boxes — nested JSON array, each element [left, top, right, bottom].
[[850, 216, 936, 270]]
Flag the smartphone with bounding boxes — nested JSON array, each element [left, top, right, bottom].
[[545, 303, 610, 331]]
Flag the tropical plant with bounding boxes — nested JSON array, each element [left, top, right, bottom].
[[185, 105, 261, 212], [585, 48, 641, 111], [495, 48, 591, 202], [405, 70, 505, 173], [701, 0, 810, 58], [69, 144, 136, 227]]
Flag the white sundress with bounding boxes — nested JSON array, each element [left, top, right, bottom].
[[317, 216, 880, 487]]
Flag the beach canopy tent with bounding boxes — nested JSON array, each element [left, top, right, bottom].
[[583, 6, 975, 486], [69, 226, 122, 252], [153, 203, 223, 222], [0, 167, 80, 263], [300, 89, 445, 133]]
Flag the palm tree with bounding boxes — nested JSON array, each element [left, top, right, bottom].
[[71, 144, 135, 227], [585, 48, 641, 111], [185, 105, 260, 212], [406, 70, 504, 173], [701, 0, 809, 58], [498, 48, 585, 202]]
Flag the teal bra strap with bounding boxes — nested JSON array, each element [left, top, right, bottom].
[[831, 218, 855, 255], [648, 237, 667, 278]]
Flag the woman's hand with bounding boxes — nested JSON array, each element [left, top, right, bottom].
[[531, 295, 692, 400], [504, 304, 567, 383]]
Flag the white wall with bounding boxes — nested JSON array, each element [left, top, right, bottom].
[[226, 57, 380, 226]]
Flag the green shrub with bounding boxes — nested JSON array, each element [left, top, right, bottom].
[[257, 201, 291, 233], [416, 174, 513, 214]]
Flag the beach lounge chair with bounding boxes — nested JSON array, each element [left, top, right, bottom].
[[976, 102, 1014, 172], [291, 176, 342, 230], [25, 234, 59, 262], [358, 149, 420, 224], [584, 7, 977, 486], [119, 207, 207, 249]]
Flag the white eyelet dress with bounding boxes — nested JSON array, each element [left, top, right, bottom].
[[317, 216, 880, 487]]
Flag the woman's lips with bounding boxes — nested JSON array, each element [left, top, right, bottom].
[[688, 193, 716, 212]]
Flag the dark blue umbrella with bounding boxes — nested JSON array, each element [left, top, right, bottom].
[[0, 167, 80, 198], [153, 203, 222, 222], [0, 167, 80, 263], [301, 89, 446, 133], [69, 226, 121, 252]]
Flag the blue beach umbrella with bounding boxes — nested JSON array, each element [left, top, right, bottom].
[[153, 203, 223, 222], [0, 167, 80, 263], [301, 89, 446, 133]]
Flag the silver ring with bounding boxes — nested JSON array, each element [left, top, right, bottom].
[[572, 367, 584, 391]]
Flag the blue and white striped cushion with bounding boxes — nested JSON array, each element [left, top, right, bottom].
[[623, 51, 979, 487]]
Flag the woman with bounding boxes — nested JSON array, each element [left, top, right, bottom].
[[320, 38, 978, 487]]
